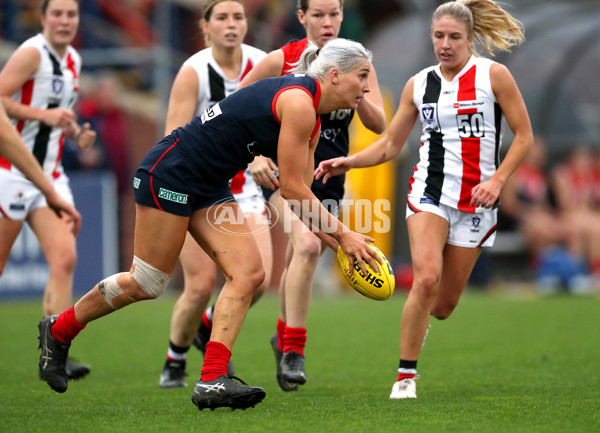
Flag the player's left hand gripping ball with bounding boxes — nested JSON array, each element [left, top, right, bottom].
[[337, 243, 395, 300]]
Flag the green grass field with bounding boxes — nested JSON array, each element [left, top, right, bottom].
[[0, 291, 599, 433]]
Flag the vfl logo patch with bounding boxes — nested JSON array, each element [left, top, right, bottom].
[[158, 188, 188, 204], [133, 177, 140, 189], [421, 104, 440, 132], [52, 76, 64, 94], [201, 103, 222, 124], [470, 216, 481, 233]]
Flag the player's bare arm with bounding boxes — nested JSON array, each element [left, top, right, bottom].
[[164, 66, 199, 136]]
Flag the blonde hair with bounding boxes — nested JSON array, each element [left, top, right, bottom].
[[433, 0, 524, 55], [293, 38, 372, 80], [200, 0, 246, 47]]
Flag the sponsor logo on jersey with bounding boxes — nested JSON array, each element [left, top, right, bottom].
[[133, 177, 140, 189], [321, 127, 342, 142], [158, 188, 188, 204], [201, 103, 222, 124], [454, 100, 485, 108]]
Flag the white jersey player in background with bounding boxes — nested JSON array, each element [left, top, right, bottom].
[[158, 0, 271, 388], [0, 0, 96, 380], [315, 0, 533, 399]]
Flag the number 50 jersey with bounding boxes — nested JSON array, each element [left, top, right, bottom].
[[410, 55, 504, 213]]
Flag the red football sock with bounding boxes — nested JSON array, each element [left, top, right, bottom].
[[200, 341, 231, 382], [283, 325, 307, 356], [276, 317, 286, 352], [50, 306, 86, 344]]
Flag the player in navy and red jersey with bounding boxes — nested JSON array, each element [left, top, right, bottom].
[[0, 0, 95, 380], [37, 39, 383, 411], [157, 0, 270, 390], [316, 0, 533, 399], [239, 0, 386, 392]]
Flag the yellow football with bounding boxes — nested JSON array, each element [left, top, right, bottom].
[[336, 243, 395, 300]]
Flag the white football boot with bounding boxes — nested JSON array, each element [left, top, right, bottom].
[[389, 377, 418, 399]]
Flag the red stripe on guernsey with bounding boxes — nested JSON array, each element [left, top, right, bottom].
[[0, 156, 10, 170], [51, 131, 66, 179], [1, 79, 35, 170], [16, 79, 35, 135], [66, 53, 79, 91], [150, 175, 163, 211], [240, 59, 253, 80], [477, 223, 497, 247], [0, 205, 12, 220], [407, 165, 418, 195], [229, 169, 246, 194], [271, 85, 320, 123], [457, 65, 480, 212], [149, 139, 179, 173]]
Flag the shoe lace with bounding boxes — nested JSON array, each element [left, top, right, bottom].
[[229, 375, 248, 386]]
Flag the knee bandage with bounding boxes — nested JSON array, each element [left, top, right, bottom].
[[131, 255, 170, 299], [98, 273, 131, 309]]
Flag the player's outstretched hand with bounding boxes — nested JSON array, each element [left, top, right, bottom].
[[314, 156, 352, 184]]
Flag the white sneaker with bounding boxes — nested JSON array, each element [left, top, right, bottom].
[[389, 378, 417, 399]]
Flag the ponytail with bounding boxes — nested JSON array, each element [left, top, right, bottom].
[[433, 0, 524, 55]]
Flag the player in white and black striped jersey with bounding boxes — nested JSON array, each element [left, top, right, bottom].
[[0, 0, 95, 381], [315, 0, 533, 400]]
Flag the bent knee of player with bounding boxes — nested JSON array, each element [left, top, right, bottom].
[[430, 299, 458, 320]]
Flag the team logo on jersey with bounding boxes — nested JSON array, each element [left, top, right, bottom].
[[133, 177, 140, 189], [52, 76, 64, 94], [421, 104, 440, 132], [201, 103, 222, 124], [470, 216, 481, 233]]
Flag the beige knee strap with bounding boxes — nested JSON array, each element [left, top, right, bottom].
[[98, 273, 134, 309], [131, 255, 170, 299]]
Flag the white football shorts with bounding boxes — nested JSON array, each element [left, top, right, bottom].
[[0, 170, 74, 221], [406, 195, 497, 248]]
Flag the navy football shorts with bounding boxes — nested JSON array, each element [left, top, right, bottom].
[[134, 138, 234, 217]]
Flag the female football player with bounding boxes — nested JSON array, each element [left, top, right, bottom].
[[157, 0, 271, 389], [0, 0, 95, 379], [38, 38, 383, 411], [316, 0, 533, 399]]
